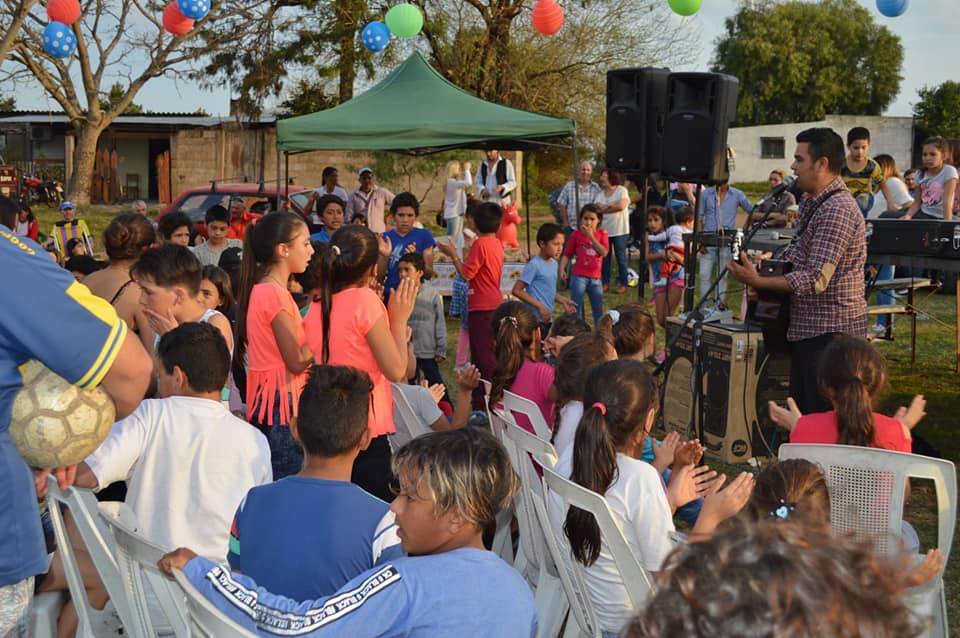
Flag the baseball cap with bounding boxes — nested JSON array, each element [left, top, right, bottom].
[[60, 201, 75, 211], [230, 195, 246, 204], [218, 246, 243, 270], [358, 167, 374, 177]]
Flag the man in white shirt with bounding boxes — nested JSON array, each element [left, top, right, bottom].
[[37, 322, 271, 634], [476, 149, 516, 207]]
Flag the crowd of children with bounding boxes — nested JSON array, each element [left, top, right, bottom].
[[3, 141, 955, 637]]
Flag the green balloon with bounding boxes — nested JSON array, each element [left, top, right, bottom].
[[668, 0, 701, 16], [385, 3, 423, 38]]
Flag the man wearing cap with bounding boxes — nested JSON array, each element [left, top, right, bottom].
[[50, 201, 94, 257], [226, 196, 262, 240], [345, 168, 394, 233]]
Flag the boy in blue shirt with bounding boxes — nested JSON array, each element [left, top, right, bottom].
[[380, 192, 436, 296], [160, 428, 538, 638], [225, 364, 402, 600], [512, 222, 577, 326]]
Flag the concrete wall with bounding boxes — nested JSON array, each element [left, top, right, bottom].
[[727, 115, 915, 183], [171, 125, 522, 212]]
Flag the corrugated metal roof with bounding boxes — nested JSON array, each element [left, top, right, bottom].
[[0, 111, 276, 126]]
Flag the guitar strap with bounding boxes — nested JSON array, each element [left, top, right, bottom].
[[791, 188, 846, 242]]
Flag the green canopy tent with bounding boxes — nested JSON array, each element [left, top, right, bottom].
[[274, 51, 578, 252]]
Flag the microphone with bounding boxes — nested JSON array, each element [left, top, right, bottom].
[[755, 175, 796, 207]]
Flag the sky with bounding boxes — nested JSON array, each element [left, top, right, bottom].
[[9, 0, 955, 117]]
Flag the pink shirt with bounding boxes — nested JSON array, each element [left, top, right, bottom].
[[790, 410, 911, 453], [507, 360, 555, 434], [303, 287, 394, 438], [245, 282, 308, 425], [563, 229, 609, 279]]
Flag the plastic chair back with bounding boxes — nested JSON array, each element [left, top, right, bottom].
[[100, 505, 189, 637], [388, 383, 433, 453], [779, 443, 956, 638], [542, 466, 655, 636], [170, 569, 258, 637], [44, 475, 140, 637], [502, 390, 552, 441]]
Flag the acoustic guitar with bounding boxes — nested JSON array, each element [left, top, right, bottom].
[[750, 258, 792, 354]]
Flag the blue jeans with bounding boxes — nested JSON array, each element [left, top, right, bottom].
[[697, 245, 731, 309], [872, 263, 895, 328], [250, 394, 303, 480], [570, 275, 604, 324], [602, 234, 630, 287]]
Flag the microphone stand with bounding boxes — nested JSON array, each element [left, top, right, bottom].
[[654, 193, 786, 444]]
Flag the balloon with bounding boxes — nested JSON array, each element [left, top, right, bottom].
[[876, 0, 908, 17], [176, 0, 210, 20], [46, 0, 81, 25], [162, 1, 194, 35], [384, 3, 423, 39], [531, 0, 563, 35], [668, 0, 701, 17], [42, 21, 77, 59], [362, 21, 391, 53]]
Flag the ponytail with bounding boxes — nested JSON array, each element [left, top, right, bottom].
[[817, 336, 884, 449], [565, 402, 617, 565], [490, 301, 540, 403], [318, 245, 340, 363], [564, 360, 658, 566], [232, 223, 260, 370]]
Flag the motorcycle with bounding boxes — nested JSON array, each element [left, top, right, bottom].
[[21, 176, 64, 207]]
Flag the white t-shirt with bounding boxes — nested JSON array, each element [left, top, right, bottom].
[[85, 396, 272, 562], [867, 176, 913, 219], [443, 171, 472, 218], [548, 448, 675, 634], [598, 185, 631, 237], [917, 165, 959, 219], [553, 400, 583, 458]]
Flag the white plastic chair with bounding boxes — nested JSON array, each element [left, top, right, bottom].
[[481, 378, 493, 426], [778, 443, 956, 638], [502, 389, 552, 441], [542, 466, 655, 638], [485, 402, 519, 567], [42, 475, 142, 637], [501, 421, 568, 638], [388, 383, 433, 454], [170, 569, 258, 637], [100, 505, 188, 637], [26, 591, 66, 638]]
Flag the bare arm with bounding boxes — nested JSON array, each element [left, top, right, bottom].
[[943, 178, 957, 220], [448, 365, 480, 429], [270, 310, 313, 374], [366, 316, 408, 382], [905, 186, 922, 219], [100, 328, 154, 418]]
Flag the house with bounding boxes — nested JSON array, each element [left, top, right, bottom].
[[726, 114, 915, 182]]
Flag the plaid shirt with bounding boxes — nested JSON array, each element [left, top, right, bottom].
[[557, 180, 602, 228], [782, 177, 867, 341]]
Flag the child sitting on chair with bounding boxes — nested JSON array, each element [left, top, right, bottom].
[[159, 428, 538, 637]]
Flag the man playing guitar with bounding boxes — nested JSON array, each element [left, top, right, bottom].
[[727, 127, 867, 414]]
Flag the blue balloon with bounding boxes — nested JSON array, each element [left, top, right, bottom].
[[42, 21, 77, 59], [176, 0, 209, 20], [876, 0, 908, 17], [362, 21, 390, 53]]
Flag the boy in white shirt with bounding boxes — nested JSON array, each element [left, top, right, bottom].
[[38, 322, 271, 635]]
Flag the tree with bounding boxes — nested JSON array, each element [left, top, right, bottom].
[[0, 0, 38, 65], [0, 0, 265, 203], [0, 94, 14, 110], [99, 82, 143, 114], [914, 81, 960, 139], [711, 0, 903, 126]]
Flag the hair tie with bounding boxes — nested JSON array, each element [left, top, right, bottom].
[[331, 245, 341, 256], [499, 316, 519, 328], [592, 402, 606, 415], [769, 500, 797, 520], [607, 309, 620, 325]]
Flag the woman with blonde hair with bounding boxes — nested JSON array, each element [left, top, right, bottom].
[[442, 159, 472, 256]]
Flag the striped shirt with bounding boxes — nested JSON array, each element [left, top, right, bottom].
[[557, 180, 602, 228], [782, 177, 867, 341]]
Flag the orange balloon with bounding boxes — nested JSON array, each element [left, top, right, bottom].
[[531, 0, 564, 35], [47, 0, 81, 25], [162, 1, 194, 35]]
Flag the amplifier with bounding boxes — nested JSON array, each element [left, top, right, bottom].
[[660, 317, 790, 463], [867, 219, 960, 258]]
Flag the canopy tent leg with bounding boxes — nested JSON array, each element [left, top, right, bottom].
[[523, 152, 531, 258], [276, 147, 281, 211], [284, 152, 290, 208]]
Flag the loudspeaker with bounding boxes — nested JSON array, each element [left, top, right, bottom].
[[660, 318, 790, 463], [660, 73, 739, 185], [605, 67, 670, 175]]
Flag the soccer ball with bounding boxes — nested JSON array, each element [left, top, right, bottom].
[[9, 360, 116, 468]]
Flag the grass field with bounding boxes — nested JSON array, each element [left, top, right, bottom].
[[41, 198, 960, 628]]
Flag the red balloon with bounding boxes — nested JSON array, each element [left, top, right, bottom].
[[47, 0, 81, 25], [162, 2, 194, 35], [531, 0, 564, 35]]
